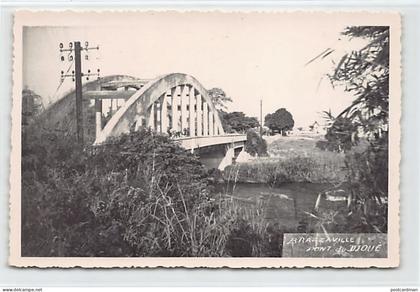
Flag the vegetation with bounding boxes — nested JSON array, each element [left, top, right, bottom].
[[22, 88, 45, 146], [313, 26, 390, 233], [20, 26, 390, 258], [244, 129, 268, 157], [235, 135, 344, 180], [264, 108, 294, 135], [225, 153, 345, 186], [207, 88, 233, 111], [316, 114, 359, 152], [220, 111, 260, 133], [22, 88, 44, 126], [21, 127, 286, 257], [207, 87, 260, 134]]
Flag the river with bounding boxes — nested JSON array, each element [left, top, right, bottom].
[[214, 182, 331, 229]]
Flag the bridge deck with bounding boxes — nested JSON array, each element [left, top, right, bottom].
[[174, 134, 247, 150]]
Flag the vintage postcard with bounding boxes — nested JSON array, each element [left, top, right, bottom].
[[9, 10, 401, 268]]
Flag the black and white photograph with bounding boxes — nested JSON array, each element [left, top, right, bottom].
[[9, 10, 401, 268]]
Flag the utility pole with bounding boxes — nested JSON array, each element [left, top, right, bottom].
[[74, 41, 83, 145], [260, 99, 263, 137], [59, 41, 100, 146]]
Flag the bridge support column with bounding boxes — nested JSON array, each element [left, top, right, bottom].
[[148, 103, 155, 130], [161, 91, 169, 134], [209, 111, 214, 136], [181, 85, 188, 135], [189, 86, 195, 137], [196, 93, 202, 136], [203, 102, 208, 136], [156, 101, 161, 133], [95, 99, 102, 139], [218, 146, 235, 170], [171, 86, 180, 132]]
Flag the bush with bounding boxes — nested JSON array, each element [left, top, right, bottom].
[[245, 129, 268, 157], [308, 134, 388, 234], [22, 128, 210, 256], [21, 128, 276, 257], [342, 133, 388, 233]]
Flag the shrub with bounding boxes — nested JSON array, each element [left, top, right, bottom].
[[21, 128, 275, 257], [306, 135, 388, 234], [342, 133, 388, 232], [22, 128, 209, 256], [245, 129, 268, 157]]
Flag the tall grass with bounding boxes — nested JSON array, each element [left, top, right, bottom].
[[225, 135, 346, 185], [225, 155, 346, 185]]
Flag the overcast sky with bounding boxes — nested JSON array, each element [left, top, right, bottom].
[[22, 12, 368, 127]]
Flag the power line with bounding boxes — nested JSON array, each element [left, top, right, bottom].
[[59, 41, 100, 145], [51, 59, 74, 102]]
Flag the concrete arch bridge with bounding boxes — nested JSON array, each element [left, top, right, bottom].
[[84, 73, 247, 170]]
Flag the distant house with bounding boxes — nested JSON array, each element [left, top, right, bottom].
[[309, 121, 319, 132], [309, 121, 326, 135]]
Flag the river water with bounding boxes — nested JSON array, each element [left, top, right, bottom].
[[215, 182, 331, 228]]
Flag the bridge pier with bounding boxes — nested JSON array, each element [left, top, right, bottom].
[[184, 137, 246, 171], [218, 147, 235, 170], [196, 142, 245, 170]]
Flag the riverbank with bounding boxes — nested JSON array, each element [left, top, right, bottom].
[[225, 133, 346, 185]]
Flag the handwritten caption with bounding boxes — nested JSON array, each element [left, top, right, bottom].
[[282, 233, 387, 258]]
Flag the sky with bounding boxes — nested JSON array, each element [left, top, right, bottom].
[[22, 12, 368, 127]]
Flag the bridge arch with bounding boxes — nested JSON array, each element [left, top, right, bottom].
[[95, 73, 225, 144]]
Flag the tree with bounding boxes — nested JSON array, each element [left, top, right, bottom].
[[264, 108, 294, 135], [316, 26, 389, 147], [207, 88, 233, 111], [22, 88, 44, 126], [219, 111, 259, 133], [312, 26, 390, 232]]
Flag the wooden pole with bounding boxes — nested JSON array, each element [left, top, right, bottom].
[[74, 41, 84, 145]]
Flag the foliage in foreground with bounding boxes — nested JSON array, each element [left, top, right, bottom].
[[22, 128, 283, 257], [312, 26, 389, 233]]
